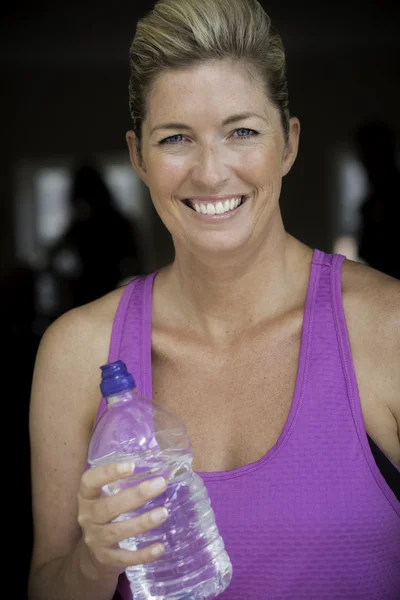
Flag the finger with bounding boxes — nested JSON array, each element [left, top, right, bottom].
[[97, 506, 169, 547], [93, 477, 168, 524], [105, 543, 166, 569], [80, 462, 135, 500]]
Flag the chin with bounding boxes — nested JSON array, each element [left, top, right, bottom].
[[188, 231, 253, 257]]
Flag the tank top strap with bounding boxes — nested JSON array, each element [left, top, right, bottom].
[[307, 248, 346, 349], [94, 271, 158, 422], [327, 252, 400, 507], [112, 272, 157, 398], [299, 249, 393, 497], [292, 248, 353, 437]]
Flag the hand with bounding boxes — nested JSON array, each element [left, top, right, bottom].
[[77, 462, 168, 582]]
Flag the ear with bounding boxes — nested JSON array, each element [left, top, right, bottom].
[[126, 130, 149, 186], [282, 117, 300, 177]]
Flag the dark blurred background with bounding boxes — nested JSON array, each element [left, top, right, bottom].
[[1, 0, 399, 596]]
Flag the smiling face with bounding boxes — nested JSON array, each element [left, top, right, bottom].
[[126, 59, 300, 257]]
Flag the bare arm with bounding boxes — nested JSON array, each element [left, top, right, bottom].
[[28, 305, 116, 600], [342, 259, 400, 466], [28, 301, 167, 600]]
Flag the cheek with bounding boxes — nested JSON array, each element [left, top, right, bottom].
[[149, 156, 186, 194], [240, 147, 282, 185]]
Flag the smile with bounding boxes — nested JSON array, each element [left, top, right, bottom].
[[183, 195, 249, 216]]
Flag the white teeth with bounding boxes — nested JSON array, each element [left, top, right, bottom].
[[192, 197, 244, 215]]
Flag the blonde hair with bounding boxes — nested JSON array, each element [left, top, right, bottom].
[[128, 0, 290, 149]]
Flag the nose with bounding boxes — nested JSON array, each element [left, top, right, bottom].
[[190, 142, 230, 191]]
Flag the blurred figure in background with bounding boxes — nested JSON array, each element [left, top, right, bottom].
[[355, 121, 400, 279], [48, 162, 141, 314]]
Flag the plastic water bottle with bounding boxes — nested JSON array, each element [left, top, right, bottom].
[[87, 360, 233, 600]]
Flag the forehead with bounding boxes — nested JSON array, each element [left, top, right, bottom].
[[145, 59, 274, 127]]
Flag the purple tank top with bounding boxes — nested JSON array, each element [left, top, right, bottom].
[[96, 249, 400, 600]]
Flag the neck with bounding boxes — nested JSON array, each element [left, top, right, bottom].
[[159, 226, 311, 344]]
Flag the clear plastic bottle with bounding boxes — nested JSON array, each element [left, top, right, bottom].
[[87, 360, 233, 600]]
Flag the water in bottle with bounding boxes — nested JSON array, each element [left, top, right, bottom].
[[87, 360, 233, 600]]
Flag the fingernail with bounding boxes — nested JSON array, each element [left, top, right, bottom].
[[146, 477, 166, 492], [151, 507, 168, 523], [116, 462, 134, 474], [151, 543, 165, 556]]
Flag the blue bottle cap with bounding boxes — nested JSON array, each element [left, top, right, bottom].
[[100, 360, 136, 397]]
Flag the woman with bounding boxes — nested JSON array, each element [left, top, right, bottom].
[[28, 0, 400, 599]]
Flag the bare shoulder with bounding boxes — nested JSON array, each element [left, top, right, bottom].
[[341, 258, 400, 459], [29, 283, 126, 458], [341, 258, 400, 337], [33, 285, 126, 409]]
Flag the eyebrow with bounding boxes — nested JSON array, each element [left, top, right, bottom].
[[150, 112, 265, 135]]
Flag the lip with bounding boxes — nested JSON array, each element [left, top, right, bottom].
[[181, 194, 251, 222]]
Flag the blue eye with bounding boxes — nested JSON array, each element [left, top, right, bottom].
[[160, 134, 184, 145], [235, 128, 257, 138]]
